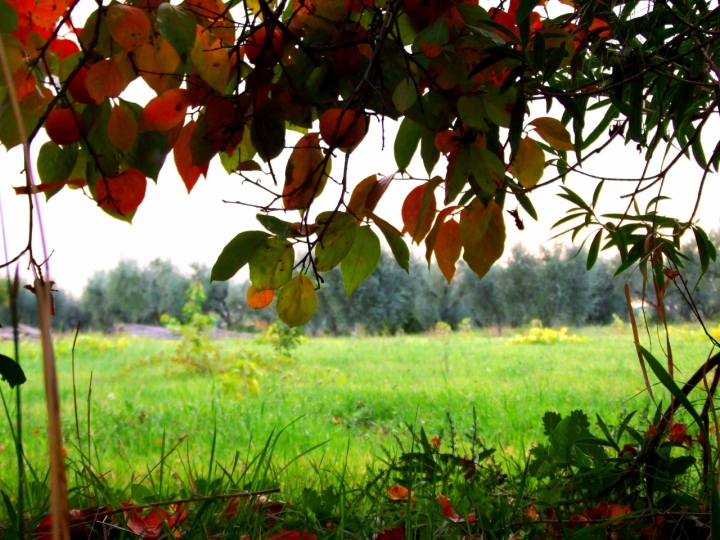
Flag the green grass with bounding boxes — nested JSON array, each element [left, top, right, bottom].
[[0, 324, 714, 485]]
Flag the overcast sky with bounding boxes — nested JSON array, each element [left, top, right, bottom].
[[1, 4, 718, 296]]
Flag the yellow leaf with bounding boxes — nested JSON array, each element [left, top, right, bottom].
[[283, 133, 330, 210], [190, 26, 230, 93], [135, 38, 182, 95], [529, 117, 574, 152], [277, 274, 317, 327], [512, 137, 545, 188]]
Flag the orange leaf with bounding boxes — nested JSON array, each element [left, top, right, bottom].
[[106, 4, 151, 51], [424, 205, 457, 264], [434, 130, 460, 154], [134, 39, 182, 95], [347, 174, 378, 215], [247, 285, 274, 309], [283, 133, 329, 210], [13, 69, 36, 100], [669, 423, 693, 446], [94, 169, 147, 216], [85, 54, 135, 104], [141, 89, 190, 132], [388, 485, 411, 501], [190, 25, 231, 93], [421, 43, 443, 58], [173, 121, 209, 193], [429, 436, 441, 447], [437, 494, 476, 523], [434, 220, 461, 283], [122, 503, 186, 540], [365, 171, 395, 213], [461, 200, 505, 279], [14, 179, 86, 195], [107, 105, 138, 152], [402, 183, 437, 244]]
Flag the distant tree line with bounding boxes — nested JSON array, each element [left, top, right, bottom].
[[1, 231, 718, 335]]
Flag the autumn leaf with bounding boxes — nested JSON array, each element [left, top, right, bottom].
[[277, 274, 317, 327], [402, 183, 437, 244], [437, 494, 477, 523], [668, 423, 693, 446], [134, 38, 182, 95], [247, 285, 274, 309], [84, 54, 135, 104], [174, 120, 209, 193], [347, 174, 378, 215], [140, 89, 191, 132], [424, 205, 457, 264], [512, 137, 545, 188], [94, 169, 147, 217], [13, 179, 86, 195], [434, 220, 461, 283], [105, 5, 151, 51], [461, 200, 505, 279], [122, 503, 187, 540], [107, 104, 138, 152], [388, 485, 411, 501], [314, 213, 358, 272], [191, 25, 230, 93], [283, 133, 329, 210], [529, 117, 575, 151], [422, 43, 443, 58]]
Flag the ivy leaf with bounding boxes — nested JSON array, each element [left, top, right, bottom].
[[277, 274, 317, 327], [157, 3, 196, 58], [211, 230, 269, 281], [341, 226, 381, 296], [0, 354, 26, 388], [249, 237, 295, 290]]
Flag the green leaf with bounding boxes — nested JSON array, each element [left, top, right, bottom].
[[468, 147, 505, 195], [0, 93, 50, 150], [420, 127, 440, 176], [392, 79, 418, 114], [586, 230, 602, 270], [379, 226, 410, 273], [211, 230, 269, 281], [81, 101, 121, 175], [515, 192, 537, 221], [693, 226, 711, 277], [249, 237, 295, 290], [341, 226, 381, 296], [315, 220, 359, 272], [157, 3, 196, 58], [277, 274, 317, 327], [251, 104, 285, 162], [0, 0, 19, 33], [446, 148, 471, 204], [257, 214, 294, 238], [190, 114, 217, 167], [0, 353, 26, 388], [37, 142, 79, 200], [394, 117, 422, 172], [128, 131, 170, 181], [457, 95, 486, 130]]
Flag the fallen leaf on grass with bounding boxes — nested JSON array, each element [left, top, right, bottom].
[[388, 485, 413, 501], [437, 494, 477, 523], [376, 526, 405, 540], [122, 503, 187, 539]]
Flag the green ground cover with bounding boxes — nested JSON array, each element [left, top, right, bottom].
[[0, 324, 713, 484]]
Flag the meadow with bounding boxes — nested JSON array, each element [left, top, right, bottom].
[[0, 322, 714, 488]]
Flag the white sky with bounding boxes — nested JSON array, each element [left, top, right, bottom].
[[1, 3, 719, 296]]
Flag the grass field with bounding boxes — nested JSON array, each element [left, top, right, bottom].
[[0, 324, 715, 488]]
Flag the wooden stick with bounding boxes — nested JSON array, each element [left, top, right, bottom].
[[35, 278, 70, 540]]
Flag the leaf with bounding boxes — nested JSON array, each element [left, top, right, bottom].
[[468, 147, 505, 195], [512, 137, 545, 188], [457, 95, 486, 130], [128, 131, 171, 181], [134, 38, 182, 95], [247, 285, 274, 309], [252, 104, 286, 162], [256, 214, 294, 238], [106, 4, 151, 51], [0, 0, 18, 32], [140, 89, 191, 132], [0, 353, 26, 388], [459, 197, 492, 251], [378, 225, 410, 273], [107, 104, 138, 152], [37, 142, 78, 200], [587, 230, 602, 270], [445, 148, 471, 204], [283, 133, 328, 210], [190, 26, 230, 93], [211, 230, 269, 281], [392, 79, 418, 113], [0, 93, 51, 149], [14, 179, 86, 195], [157, 3, 196, 58], [85, 53, 135, 104], [277, 274, 317, 327], [174, 121, 209, 193], [347, 174, 378, 215], [93, 168, 148, 220], [462, 200, 505, 279], [395, 117, 422, 172], [425, 205, 458, 264], [365, 172, 395, 212], [341, 226, 381, 296], [315, 218, 359, 272], [249, 237, 295, 290], [402, 183, 437, 244], [529, 117, 574, 151], [435, 220, 462, 283]]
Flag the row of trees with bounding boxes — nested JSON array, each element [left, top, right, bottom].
[[2, 232, 719, 335]]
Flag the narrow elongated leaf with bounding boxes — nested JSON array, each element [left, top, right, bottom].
[[0, 354, 26, 388], [379, 226, 410, 273], [341, 226, 381, 296], [434, 219, 462, 283], [587, 230, 602, 270], [395, 118, 422, 172], [211, 231, 269, 281], [277, 274, 317, 327]]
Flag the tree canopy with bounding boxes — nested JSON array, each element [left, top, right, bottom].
[[0, 0, 718, 327]]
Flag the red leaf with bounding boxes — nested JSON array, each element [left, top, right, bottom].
[[437, 494, 476, 523], [377, 526, 405, 540], [106, 4, 152, 51], [421, 43, 443, 59], [122, 503, 187, 540], [174, 120, 209, 193], [141, 89, 191, 132], [49, 38, 80, 59], [14, 179, 86, 195], [668, 423, 693, 446], [401, 183, 437, 244], [94, 169, 147, 215], [267, 531, 317, 540]]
